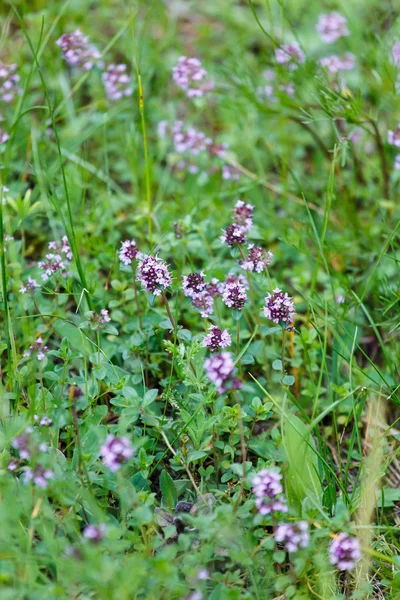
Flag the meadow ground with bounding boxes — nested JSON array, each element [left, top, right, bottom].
[[1, 0, 400, 598]]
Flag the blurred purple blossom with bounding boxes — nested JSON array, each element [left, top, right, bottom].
[[172, 56, 213, 98], [329, 533, 361, 571], [100, 435, 134, 472], [252, 469, 288, 515], [316, 12, 349, 43], [102, 64, 133, 101], [202, 325, 231, 352], [274, 521, 310, 552], [56, 30, 102, 70]]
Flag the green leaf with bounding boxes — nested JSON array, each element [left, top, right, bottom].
[[282, 413, 322, 515], [272, 359, 283, 371], [282, 375, 295, 386], [232, 308, 242, 321], [159, 469, 177, 509]]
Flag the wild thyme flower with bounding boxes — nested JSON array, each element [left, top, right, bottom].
[[8, 460, 17, 471], [204, 352, 241, 394], [222, 281, 248, 310], [274, 522, 310, 552], [24, 336, 48, 361], [102, 64, 133, 100], [329, 533, 361, 571], [275, 44, 305, 69], [172, 56, 213, 98], [220, 224, 246, 248], [20, 276, 40, 294], [222, 165, 241, 181], [202, 325, 231, 352], [316, 12, 349, 43], [83, 524, 106, 543], [224, 272, 249, 290], [233, 200, 254, 231], [172, 121, 212, 155], [49, 235, 73, 260], [239, 245, 273, 273], [23, 465, 54, 489], [207, 278, 224, 297], [0, 127, 9, 144], [136, 254, 172, 296], [192, 291, 214, 317], [252, 469, 288, 515], [12, 431, 32, 459], [388, 125, 400, 147], [0, 62, 21, 103], [263, 288, 295, 329], [34, 415, 53, 427], [119, 239, 139, 265], [56, 30, 102, 70], [182, 272, 207, 299], [100, 435, 134, 472], [395, 155, 400, 171], [319, 53, 356, 73], [88, 309, 111, 330], [38, 253, 69, 281]]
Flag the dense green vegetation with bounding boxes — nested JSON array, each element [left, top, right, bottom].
[[1, 1, 400, 598]]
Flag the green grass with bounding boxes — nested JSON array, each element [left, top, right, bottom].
[[1, 0, 400, 598]]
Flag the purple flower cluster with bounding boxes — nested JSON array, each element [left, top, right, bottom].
[[220, 223, 246, 248], [240, 245, 273, 273], [319, 53, 355, 73], [316, 12, 349, 43], [202, 325, 231, 352], [20, 276, 40, 294], [172, 121, 212, 155], [274, 521, 310, 552], [119, 239, 139, 266], [192, 292, 214, 318], [136, 254, 172, 296], [24, 465, 54, 489], [38, 236, 72, 281], [83, 524, 107, 543], [56, 30, 102, 71], [34, 414, 53, 427], [252, 469, 288, 515], [222, 281, 248, 311], [102, 64, 133, 101], [100, 435, 134, 472], [388, 125, 400, 147], [88, 309, 111, 329], [182, 272, 207, 299], [204, 351, 241, 394], [225, 272, 249, 290], [329, 533, 361, 571], [10, 427, 53, 488], [24, 336, 48, 361], [0, 62, 21, 103], [222, 165, 241, 181], [0, 127, 9, 144], [220, 200, 255, 249], [233, 200, 254, 232], [275, 44, 305, 70], [172, 56, 213, 98], [12, 430, 33, 459], [263, 288, 296, 329]]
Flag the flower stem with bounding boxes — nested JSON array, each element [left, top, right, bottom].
[[161, 292, 176, 332]]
